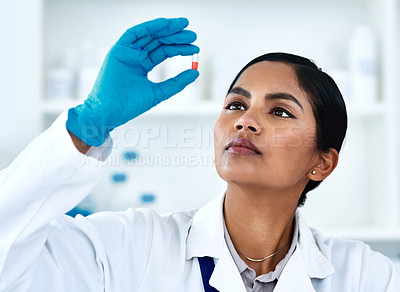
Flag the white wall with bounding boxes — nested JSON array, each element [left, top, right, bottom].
[[0, 0, 42, 169]]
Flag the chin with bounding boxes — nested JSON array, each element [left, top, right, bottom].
[[215, 164, 260, 186]]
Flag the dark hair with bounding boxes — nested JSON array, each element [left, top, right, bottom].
[[227, 52, 348, 207]]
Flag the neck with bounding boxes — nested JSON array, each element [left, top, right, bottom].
[[223, 183, 298, 276]]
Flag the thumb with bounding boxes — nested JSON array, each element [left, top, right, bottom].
[[153, 69, 199, 102]]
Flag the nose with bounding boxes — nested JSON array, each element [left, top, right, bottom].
[[234, 113, 261, 134]]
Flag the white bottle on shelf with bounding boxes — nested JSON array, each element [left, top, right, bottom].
[[46, 68, 74, 100], [348, 24, 378, 105], [77, 41, 102, 101], [46, 48, 77, 100]]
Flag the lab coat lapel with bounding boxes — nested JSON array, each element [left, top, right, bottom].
[[186, 194, 225, 260], [186, 194, 246, 292], [274, 246, 316, 292], [209, 243, 247, 292], [274, 211, 335, 292]]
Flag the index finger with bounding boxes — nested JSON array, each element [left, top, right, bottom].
[[117, 17, 189, 45]]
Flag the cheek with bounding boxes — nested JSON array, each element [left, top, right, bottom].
[[266, 127, 317, 182], [213, 116, 231, 152], [270, 126, 316, 150]]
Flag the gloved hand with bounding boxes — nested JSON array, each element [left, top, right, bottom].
[[66, 17, 200, 147]]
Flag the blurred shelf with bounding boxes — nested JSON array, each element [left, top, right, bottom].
[[40, 99, 82, 114], [144, 101, 221, 116], [39, 99, 222, 116], [323, 227, 400, 242], [346, 101, 388, 117]]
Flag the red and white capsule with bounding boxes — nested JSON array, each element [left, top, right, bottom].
[[191, 54, 199, 70]]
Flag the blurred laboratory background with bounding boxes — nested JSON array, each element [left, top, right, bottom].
[[1, 0, 400, 267]]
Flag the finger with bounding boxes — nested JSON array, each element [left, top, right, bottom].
[[143, 30, 197, 53], [153, 69, 200, 102], [156, 18, 190, 38], [149, 44, 200, 67], [160, 30, 197, 44], [118, 18, 169, 45], [117, 17, 189, 45], [132, 35, 154, 49]]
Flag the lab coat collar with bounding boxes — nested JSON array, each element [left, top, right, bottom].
[[186, 194, 226, 260], [296, 211, 335, 279], [274, 212, 335, 292], [273, 244, 316, 291], [186, 194, 246, 291], [186, 194, 335, 291]]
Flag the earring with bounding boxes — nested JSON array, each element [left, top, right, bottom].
[[311, 170, 316, 175]]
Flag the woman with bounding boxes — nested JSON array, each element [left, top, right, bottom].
[[0, 17, 398, 292]]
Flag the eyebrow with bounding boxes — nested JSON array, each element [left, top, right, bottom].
[[228, 87, 303, 111]]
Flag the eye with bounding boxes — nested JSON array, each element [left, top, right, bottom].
[[271, 107, 295, 118], [225, 101, 246, 111]]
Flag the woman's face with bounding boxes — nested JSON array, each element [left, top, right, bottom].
[[214, 61, 320, 192]]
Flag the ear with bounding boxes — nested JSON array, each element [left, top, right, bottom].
[[307, 148, 339, 181]]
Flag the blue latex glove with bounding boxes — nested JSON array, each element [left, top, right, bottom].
[[66, 17, 200, 146]]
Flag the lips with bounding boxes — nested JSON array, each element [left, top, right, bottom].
[[225, 137, 261, 155]]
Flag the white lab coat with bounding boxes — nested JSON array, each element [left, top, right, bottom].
[[0, 112, 399, 292]]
